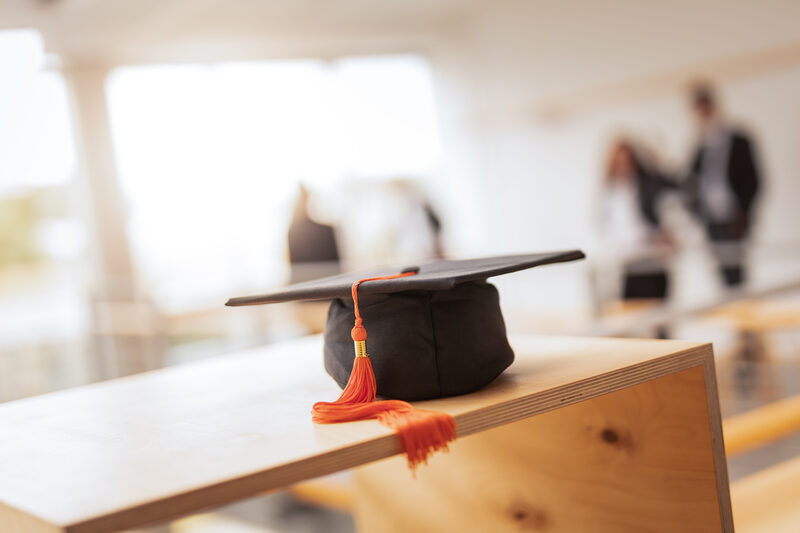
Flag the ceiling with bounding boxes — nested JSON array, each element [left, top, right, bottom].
[[0, 0, 475, 64]]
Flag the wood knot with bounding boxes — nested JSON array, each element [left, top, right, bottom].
[[601, 428, 619, 444], [598, 426, 634, 453], [508, 503, 549, 530]]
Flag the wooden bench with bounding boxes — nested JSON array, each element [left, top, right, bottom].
[[721, 393, 800, 533], [0, 335, 732, 532], [732, 454, 800, 533], [724, 393, 800, 457], [585, 278, 800, 338]]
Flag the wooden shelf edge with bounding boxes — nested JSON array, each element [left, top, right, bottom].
[[63, 342, 717, 533]]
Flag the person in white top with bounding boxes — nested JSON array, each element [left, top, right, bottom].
[[600, 139, 675, 305]]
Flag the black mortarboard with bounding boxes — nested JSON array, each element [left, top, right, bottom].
[[226, 250, 584, 401]]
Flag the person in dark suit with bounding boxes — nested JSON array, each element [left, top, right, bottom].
[[684, 83, 761, 287]]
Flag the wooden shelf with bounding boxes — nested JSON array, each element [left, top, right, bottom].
[[0, 335, 730, 532]]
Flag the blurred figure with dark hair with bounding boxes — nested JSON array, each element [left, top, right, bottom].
[[287, 185, 340, 283], [685, 82, 761, 287], [600, 139, 675, 306]]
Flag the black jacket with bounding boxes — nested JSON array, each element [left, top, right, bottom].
[[635, 168, 672, 229], [686, 130, 761, 225]]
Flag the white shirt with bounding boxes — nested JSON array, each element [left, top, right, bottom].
[[698, 125, 736, 222], [604, 180, 650, 251]]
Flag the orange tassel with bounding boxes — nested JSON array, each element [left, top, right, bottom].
[[311, 272, 457, 470], [314, 356, 376, 411]]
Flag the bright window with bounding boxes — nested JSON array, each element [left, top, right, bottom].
[[106, 55, 442, 311], [0, 29, 87, 400]]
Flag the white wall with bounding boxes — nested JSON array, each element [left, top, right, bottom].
[[441, 0, 800, 251], [422, 0, 800, 313]]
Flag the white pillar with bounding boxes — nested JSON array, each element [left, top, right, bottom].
[[63, 61, 161, 378], [63, 63, 136, 300]]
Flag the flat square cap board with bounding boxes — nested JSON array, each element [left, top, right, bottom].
[[225, 250, 585, 305], [0, 335, 731, 533], [226, 250, 586, 401]]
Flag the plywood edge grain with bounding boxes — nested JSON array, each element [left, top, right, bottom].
[[702, 350, 735, 532], [63, 341, 715, 533], [64, 436, 401, 533], [454, 342, 712, 437]]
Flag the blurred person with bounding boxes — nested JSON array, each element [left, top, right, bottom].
[[287, 185, 340, 283], [422, 202, 444, 260], [341, 179, 445, 266], [390, 179, 445, 260], [684, 82, 761, 288], [599, 139, 675, 315], [387, 178, 444, 260]]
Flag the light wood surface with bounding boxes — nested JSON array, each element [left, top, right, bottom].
[[0, 335, 722, 532], [706, 300, 800, 332], [724, 393, 800, 457], [356, 363, 730, 533], [732, 454, 800, 533]]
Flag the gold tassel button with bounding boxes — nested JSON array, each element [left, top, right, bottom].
[[354, 340, 368, 358]]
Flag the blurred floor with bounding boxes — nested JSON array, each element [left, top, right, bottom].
[[719, 358, 800, 481], [133, 492, 354, 533]]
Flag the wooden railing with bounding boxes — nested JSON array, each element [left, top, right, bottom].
[[724, 394, 800, 457], [728, 395, 800, 533]]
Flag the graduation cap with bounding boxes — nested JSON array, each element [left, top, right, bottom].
[[227, 250, 584, 468]]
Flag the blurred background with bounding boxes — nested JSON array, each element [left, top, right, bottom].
[[1, 0, 800, 531]]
